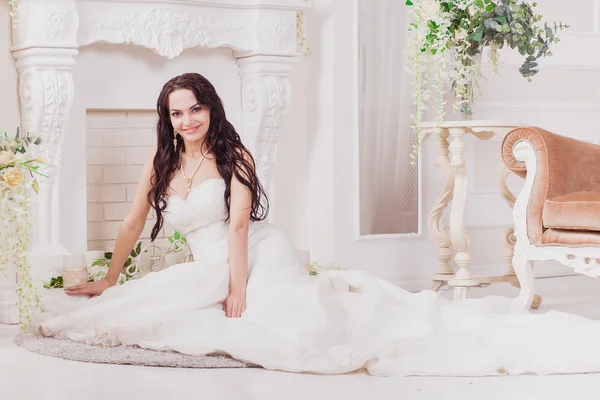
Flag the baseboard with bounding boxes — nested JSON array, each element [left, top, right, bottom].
[[390, 261, 576, 292]]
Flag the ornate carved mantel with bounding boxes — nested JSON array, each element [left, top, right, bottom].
[[2, 0, 310, 324]]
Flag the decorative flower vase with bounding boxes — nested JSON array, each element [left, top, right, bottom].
[[62, 254, 89, 288]]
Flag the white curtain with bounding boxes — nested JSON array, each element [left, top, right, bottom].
[[358, 0, 417, 235]]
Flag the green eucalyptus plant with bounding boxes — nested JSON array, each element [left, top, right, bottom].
[[406, 0, 567, 160]]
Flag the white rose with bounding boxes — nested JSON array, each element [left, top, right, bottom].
[[0, 151, 14, 166], [422, 0, 439, 20], [455, 29, 468, 41], [3, 167, 22, 190]]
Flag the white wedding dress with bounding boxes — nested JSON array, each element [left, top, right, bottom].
[[34, 178, 600, 377]]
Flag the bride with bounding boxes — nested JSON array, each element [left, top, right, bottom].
[[33, 73, 600, 377]]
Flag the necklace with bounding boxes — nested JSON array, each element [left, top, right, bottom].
[[179, 149, 210, 193]]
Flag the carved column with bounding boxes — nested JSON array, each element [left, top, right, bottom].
[[236, 55, 295, 215], [1, 0, 79, 324], [14, 48, 77, 266]]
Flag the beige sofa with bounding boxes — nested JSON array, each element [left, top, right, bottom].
[[502, 126, 600, 309]]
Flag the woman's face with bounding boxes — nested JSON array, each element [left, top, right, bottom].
[[168, 89, 211, 145]]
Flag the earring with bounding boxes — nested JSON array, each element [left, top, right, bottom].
[[173, 131, 178, 150]]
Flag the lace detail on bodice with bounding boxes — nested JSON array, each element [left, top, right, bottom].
[[164, 178, 229, 258], [165, 178, 228, 233], [163, 178, 267, 258]]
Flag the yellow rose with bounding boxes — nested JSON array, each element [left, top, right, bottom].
[[0, 151, 14, 166], [3, 167, 23, 190]]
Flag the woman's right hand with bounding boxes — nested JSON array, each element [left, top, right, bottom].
[[64, 279, 113, 298]]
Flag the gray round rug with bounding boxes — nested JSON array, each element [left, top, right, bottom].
[[15, 333, 258, 369]]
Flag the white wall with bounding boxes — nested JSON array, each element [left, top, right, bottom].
[[304, 0, 335, 264]]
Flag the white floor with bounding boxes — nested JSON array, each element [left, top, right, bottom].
[[3, 275, 600, 400]]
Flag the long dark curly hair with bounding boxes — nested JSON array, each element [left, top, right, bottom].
[[148, 73, 269, 241]]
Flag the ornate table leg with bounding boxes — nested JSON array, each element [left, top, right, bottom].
[[499, 165, 519, 285], [428, 128, 454, 292], [447, 127, 477, 300], [500, 165, 542, 308]]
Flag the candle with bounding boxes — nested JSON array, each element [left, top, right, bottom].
[[62, 254, 89, 288]]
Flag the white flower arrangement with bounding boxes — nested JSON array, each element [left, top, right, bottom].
[[0, 127, 48, 330], [405, 0, 568, 162], [44, 232, 193, 289]]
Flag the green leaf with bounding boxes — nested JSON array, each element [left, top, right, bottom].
[[485, 3, 496, 12], [91, 259, 106, 267], [45, 275, 64, 289], [124, 258, 132, 268], [136, 242, 142, 255], [405, 0, 413, 5], [131, 248, 137, 258], [168, 237, 174, 244], [174, 231, 181, 240], [427, 20, 439, 31], [104, 252, 113, 259], [476, 0, 484, 8], [472, 31, 483, 43]]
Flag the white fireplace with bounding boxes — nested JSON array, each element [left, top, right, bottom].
[[1, 0, 311, 324]]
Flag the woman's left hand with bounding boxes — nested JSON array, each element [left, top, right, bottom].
[[223, 291, 246, 318]]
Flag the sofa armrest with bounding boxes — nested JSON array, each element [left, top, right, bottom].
[[501, 126, 600, 244]]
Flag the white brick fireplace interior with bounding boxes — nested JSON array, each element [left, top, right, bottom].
[[0, 0, 310, 324], [85, 110, 173, 253]]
